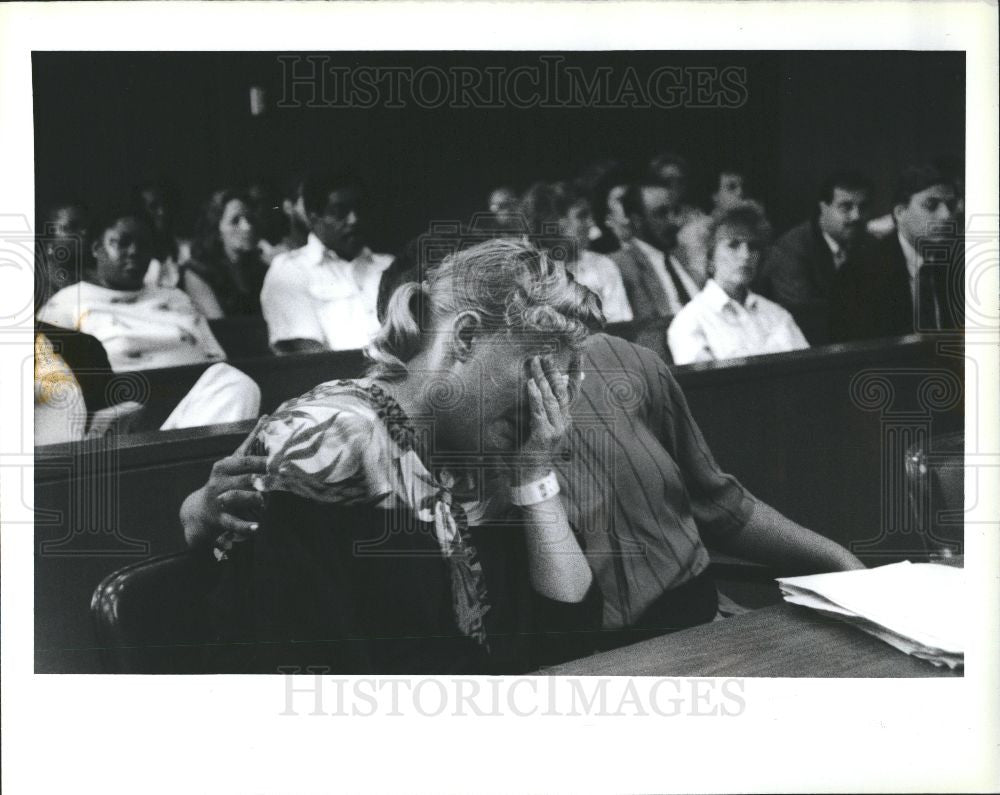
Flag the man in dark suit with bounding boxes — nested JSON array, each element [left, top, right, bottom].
[[831, 164, 961, 342], [758, 171, 873, 344], [610, 178, 700, 362]]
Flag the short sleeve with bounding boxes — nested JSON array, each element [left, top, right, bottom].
[[250, 396, 390, 505], [261, 255, 325, 346], [646, 348, 756, 544], [37, 288, 78, 331]]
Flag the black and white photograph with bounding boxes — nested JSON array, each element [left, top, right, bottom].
[[2, 2, 997, 793]]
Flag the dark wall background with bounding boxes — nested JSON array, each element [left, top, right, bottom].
[[33, 51, 964, 254]]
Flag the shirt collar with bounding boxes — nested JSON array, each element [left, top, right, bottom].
[[897, 230, 922, 281], [820, 229, 842, 258], [703, 278, 758, 312], [305, 232, 371, 266]]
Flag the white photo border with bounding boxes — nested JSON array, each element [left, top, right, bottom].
[[1, 2, 997, 793]]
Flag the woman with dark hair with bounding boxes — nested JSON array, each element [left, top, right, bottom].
[[182, 238, 605, 674], [182, 189, 269, 318], [668, 201, 808, 364], [519, 181, 633, 324]]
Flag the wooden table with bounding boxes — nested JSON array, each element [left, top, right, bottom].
[[541, 603, 961, 677]]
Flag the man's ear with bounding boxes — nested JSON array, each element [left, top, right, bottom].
[[91, 238, 102, 260], [449, 311, 482, 363], [891, 201, 907, 225]]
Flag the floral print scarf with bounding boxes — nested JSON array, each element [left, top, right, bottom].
[[212, 379, 491, 646]]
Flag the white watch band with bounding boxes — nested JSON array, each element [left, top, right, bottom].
[[509, 471, 560, 506]]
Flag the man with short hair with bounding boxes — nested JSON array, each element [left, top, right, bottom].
[[757, 171, 873, 343], [647, 151, 704, 229], [832, 164, 961, 341], [260, 172, 393, 354], [611, 178, 700, 361], [711, 169, 746, 213]]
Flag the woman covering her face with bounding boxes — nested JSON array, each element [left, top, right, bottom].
[[182, 189, 268, 319], [193, 238, 605, 673]]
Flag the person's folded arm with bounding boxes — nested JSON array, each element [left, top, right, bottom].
[[514, 355, 594, 603], [708, 499, 865, 574], [519, 494, 594, 603]]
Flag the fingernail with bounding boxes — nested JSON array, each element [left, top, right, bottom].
[[252, 475, 266, 491], [249, 522, 259, 533]]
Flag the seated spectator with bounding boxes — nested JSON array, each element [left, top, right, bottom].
[[647, 151, 707, 230], [34, 329, 144, 444], [258, 173, 310, 264], [668, 201, 808, 364], [36, 201, 93, 306], [612, 177, 700, 361], [182, 238, 603, 673], [758, 170, 873, 343], [260, 172, 393, 354], [34, 319, 135, 431], [865, 155, 964, 241], [520, 181, 633, 323], [832, 164, 961, 341], [39, 213, 226, 371], [34, 331, 89, 445], [246, 178, 288, 249], [182, 189, 269, 318], [131, 180, 190, 289], [577, 159, 635, 255], [711, 168, 746, 213], [484, 185, 523, 235], [37, 211, 259, 430]]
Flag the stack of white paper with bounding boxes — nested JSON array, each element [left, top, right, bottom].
[[777, 561, 964, 669]]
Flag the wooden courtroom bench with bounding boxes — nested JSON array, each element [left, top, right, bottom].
[[35, 334, 963, 673], [121, 348, 368, 431]]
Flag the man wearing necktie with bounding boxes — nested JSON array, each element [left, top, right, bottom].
[[610, 178, 700, 362], [831, 164, 961, 342]]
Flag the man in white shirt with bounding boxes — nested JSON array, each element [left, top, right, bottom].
[[757, 171, 873, 344], [669, 201, 808, 365], [261, 172, 393, 353], [611, 178, 700, 361]]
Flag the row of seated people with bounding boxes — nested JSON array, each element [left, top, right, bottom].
[[34, 155, 964, 445], [37, 151, 967, 353]]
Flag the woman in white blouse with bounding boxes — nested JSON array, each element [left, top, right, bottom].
[[520, 181, 634, 324], [668, 201, 808, 365]]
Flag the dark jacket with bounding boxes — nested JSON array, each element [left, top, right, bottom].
[[610, 241, 677, 363], [758, 219, 872, 345], [830, 232, 962, 342]]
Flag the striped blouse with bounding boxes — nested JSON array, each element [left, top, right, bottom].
[[557, 333, 756, 629]]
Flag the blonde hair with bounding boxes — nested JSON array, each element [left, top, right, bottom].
[[367, 238, 604, 379]]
